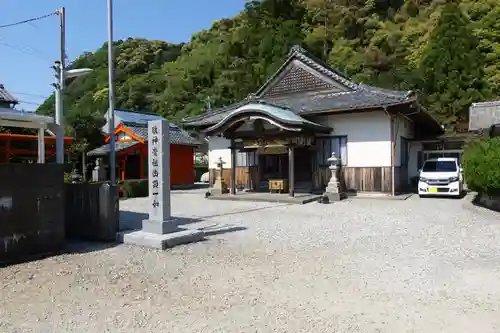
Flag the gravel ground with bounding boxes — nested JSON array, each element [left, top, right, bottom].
[[1, 190, 500, 333]]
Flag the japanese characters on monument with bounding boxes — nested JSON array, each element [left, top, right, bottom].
[[148, 120, 171, 222]]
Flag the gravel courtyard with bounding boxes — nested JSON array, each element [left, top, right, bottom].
[[1, 190, 499, 333]]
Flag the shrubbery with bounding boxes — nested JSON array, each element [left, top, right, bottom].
[[120, 179, 148, 198], [462, 137, 500, 195]]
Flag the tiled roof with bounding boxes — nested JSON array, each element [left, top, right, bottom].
[[124, 123, 200, 146], [182, 46, 413, 127], [264, 87, 412, 115], [204, 102, 331, 135], [0, 84, 18, 104], [256, 45, 359, 95], [182, 87, 412, 127], [88, 141, 139, 156]]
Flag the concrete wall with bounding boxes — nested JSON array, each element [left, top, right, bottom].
[[314, 111, 392, 167], [0, 164, 65, 264]]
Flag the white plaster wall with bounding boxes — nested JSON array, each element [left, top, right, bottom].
[[207, 136, 232, 169], [314, 111, 392, 167]]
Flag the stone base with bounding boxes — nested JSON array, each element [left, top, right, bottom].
[[325, 192, 342, 202], [142, 219, 180, 234], [211, 178, 228, 195], [117, 229, 204, 250]]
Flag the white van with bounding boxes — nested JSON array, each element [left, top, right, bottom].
[[418, 157, 463, 197]]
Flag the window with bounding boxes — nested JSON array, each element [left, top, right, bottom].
[[316, 136, 347, 166], [236, 151, 257, 167], [422, 160, 457, 172]]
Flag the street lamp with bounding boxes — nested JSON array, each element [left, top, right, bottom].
[[53, 62, 93, 164]]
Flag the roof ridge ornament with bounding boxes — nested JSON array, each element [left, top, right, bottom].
[[246, 93, 257, 101], [289, 44, 307, 56]]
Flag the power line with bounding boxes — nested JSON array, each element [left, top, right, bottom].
[[18, 100, 42, 106], [11, 91, 49, 99], [0, 11, 58, 29], [0, 37, 53, 63]]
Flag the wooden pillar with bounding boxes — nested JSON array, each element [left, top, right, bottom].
[[37, 128, 45, 164], [230, 140, 237, 195], [288, 145, 295, 197], [121, 157, 126, 181]]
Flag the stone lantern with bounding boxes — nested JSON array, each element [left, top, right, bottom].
[[323, 152, 343, 201], [211, 157, 228, 195]]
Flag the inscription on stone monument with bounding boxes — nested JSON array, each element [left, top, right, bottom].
[[148, 120, 171, 221]]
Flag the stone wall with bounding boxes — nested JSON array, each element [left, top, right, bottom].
[[474, 193, 500, 212], [0, 164, 65, 264]]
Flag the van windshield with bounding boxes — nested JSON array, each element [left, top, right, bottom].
[[422, 160, 457, 172]]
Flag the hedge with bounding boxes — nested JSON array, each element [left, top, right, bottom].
[[462, 137, 500, 195], [119, 179, 148, 198]]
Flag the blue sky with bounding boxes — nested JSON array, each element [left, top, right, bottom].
[[1, 0, 246, 110]]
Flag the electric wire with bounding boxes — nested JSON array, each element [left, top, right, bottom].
[[0, 11, 58, 29], [11, 92, 49, 99], [0, 36, 53, 63]]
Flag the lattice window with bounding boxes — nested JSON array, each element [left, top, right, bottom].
[[265, 65, 337, 97]]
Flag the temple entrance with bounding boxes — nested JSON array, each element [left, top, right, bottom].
[[256, 147, 313, 193], [260, 153, 288, 180]]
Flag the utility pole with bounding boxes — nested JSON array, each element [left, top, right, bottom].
[[107, 0, 116, 184], [54, 7, 66, 164], [323, 1, 328, 62]]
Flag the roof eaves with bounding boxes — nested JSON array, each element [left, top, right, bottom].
[[181, 100, 250, 125]]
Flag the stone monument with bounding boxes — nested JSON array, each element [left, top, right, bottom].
[[119, 119, 204, 249], [211, 157, 228, 195], [324, 152, 343, 201], [92, 158, 106, 182]]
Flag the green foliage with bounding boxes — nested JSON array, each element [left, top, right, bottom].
[[120, 179, 148, 198], [36, 0, 500, 139], [64, 172, 73, 184], [462, 137, 500, 195], [418, 2, 490, 129]]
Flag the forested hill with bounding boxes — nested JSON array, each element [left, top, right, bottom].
[[38, 0, 500, 133]]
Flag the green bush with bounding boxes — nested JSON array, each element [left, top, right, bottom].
[[120, 179, 148, 198], [462, 137, 500, 195]]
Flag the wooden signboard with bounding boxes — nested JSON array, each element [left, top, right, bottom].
[[243, 136, 314, 149], [258, 146, 287, 155]]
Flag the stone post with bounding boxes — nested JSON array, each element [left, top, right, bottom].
[[324, 152, 343, 201], [230, 142, 237, 195], [119, 119, 203, 249], [211, 157, 228, 195]]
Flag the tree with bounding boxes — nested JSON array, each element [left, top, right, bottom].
[[463, 137, 500, 195], [34, 0, 500, 146], [418, 2, 490, 130]]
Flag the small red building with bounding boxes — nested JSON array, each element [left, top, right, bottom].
[[88, 110, 199, 185]]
